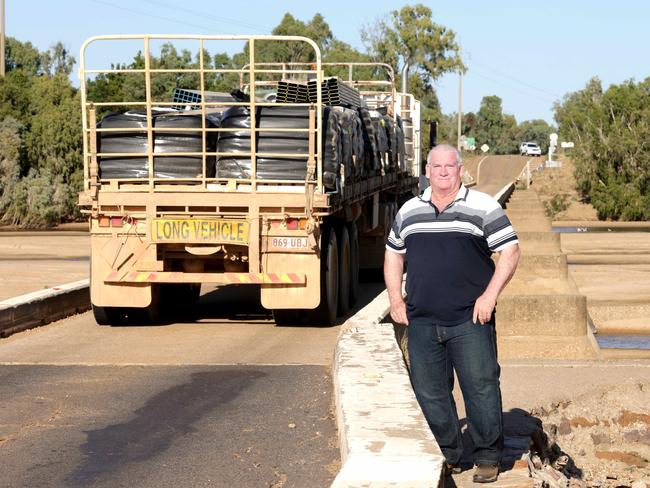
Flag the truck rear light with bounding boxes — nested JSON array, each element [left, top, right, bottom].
[[270, 218, 307, 230], [97, 216, 139, 227]]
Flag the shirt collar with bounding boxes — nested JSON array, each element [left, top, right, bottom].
[[420, 184, 468, 204]]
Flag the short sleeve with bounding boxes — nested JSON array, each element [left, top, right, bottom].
[[483, 204, 518, 252], [385, 211, 406, 254]]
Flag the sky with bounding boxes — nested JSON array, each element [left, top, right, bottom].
[[5, 0, 649, 125]]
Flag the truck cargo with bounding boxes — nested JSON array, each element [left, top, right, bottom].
[[78, 35, 422, 326]]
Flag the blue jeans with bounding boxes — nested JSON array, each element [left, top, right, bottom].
[[407, 317, 503, 465]]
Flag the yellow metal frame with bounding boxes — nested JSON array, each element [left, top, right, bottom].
[[79, 35, 324, 193]]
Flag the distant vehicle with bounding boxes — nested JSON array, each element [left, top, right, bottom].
[[519, 142, 542, 156]]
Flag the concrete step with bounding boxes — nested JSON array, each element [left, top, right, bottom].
[[515, 232, 561, 253], [505, 277, 577, 296], [505, 201, 546, 211], [496, 293, 589, 337], [507, 219, 552, 232], [513, 253, 568, 279], [506, 209, 549, 221], [498, 334, 597, 359]]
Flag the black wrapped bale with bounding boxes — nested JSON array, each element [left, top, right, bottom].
[[332, 106, 366, 183], [215, 105, 345, 191], [216, 105, 310, 180], [97, 111, 218, 179], [357, 107, 380, 175], [97, 112, 149, 179]]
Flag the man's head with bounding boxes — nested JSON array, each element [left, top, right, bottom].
[[425, 144, 464, 195]]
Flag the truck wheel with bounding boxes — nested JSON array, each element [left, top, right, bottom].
[[337, 225, 351, 316], [348, 222, 360, 306], [272, 309, 305, 326], [308, 226, 339, 326], [92, 304, 126, 326], [162, 284, 201, 316]]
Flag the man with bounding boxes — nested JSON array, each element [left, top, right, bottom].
[[384, 144, 520, 483]]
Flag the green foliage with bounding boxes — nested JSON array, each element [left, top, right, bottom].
[[474, 96, 506, 153], [0, 38, 81, 228], [249, 13, 334, 64], [544, 193, 570, 218], [554, 77, 650, 220], [4, 37, 76, 77], [362, 4, 464, 84], [516, 119, 553, 153]]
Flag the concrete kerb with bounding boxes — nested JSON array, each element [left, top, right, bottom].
[[331, 289, 445, 487], [0, 279, 90, 338]]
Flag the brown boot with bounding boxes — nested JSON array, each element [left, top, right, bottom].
[[472, 464, 499, 483]]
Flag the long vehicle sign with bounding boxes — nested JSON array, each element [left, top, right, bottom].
[[152, 219, 249, 244]]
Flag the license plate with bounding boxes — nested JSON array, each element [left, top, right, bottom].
[[268, 236, 309, 251], [151, 219, 249, 244]]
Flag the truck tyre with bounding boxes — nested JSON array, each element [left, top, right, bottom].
[[309, 226, 339, 326], [337, 225, 351, 316], [138, 284, 163, 324], [162, 284, 201, 317], [347, 222, 360, 306], [92, 304, 126, 326], [272, 309, 304, 326]]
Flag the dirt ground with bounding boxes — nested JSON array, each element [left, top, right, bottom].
[[529, 157, 599, 221], [531, 382, 650, 487], [524, 157, 650, 487]]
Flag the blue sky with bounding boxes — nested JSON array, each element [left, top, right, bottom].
[[6, 0, 649, 124]]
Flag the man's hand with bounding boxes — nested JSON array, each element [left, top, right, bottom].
[[473, 243, 520, 325], [472, 292, 497, 325], [390, 298, 409, 326]]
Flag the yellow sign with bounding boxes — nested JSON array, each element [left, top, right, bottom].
[[152, 219, 249, 244]]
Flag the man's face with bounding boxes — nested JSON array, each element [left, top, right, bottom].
[[426, 150, 464, 194]]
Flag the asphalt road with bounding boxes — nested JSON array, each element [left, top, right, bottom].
[[0, 280, 385, 488], [473, 154, 530, 196]]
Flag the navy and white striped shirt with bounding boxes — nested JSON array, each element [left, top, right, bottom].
[[386, 184, 518, 325]]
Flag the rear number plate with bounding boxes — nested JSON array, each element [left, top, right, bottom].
[[268, 236, 309, 251]]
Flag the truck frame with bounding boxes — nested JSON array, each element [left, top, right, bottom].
[[78, 35, 421, 326]]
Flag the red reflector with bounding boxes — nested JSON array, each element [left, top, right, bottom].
[[286, 219, 299, 230], [111, 217, 123, 227]]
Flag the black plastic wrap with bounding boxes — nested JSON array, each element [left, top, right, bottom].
[[97, 111, 219, 179], [216, 105, 347, 190], [357, 107, 380, 173]]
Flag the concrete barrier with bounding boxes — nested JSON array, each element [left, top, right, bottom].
[[0, 279, 90, 338], [331, 290, 444, 488]]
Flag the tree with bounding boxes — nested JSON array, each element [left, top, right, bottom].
[[497, 114, 518, 154], [250, 13, 334, 64], [41, 42, 76, 77], [516, 119, 554, 153], [554, 76, 650, 220], [0, 38, 82, 227], [474, 95, 504, 152], [4, 37, 42, 75], [362, 4, 465, 88]]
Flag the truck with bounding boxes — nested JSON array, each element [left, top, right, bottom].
[[78, 35, 421, 326]]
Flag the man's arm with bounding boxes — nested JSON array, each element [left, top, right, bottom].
[[384, 250, 408, 325], [472, 243, 520, 325]]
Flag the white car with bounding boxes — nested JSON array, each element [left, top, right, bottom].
[[519, 142, 542, 156]]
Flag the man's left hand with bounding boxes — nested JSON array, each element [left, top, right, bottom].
[[472, 293, 497, 325]]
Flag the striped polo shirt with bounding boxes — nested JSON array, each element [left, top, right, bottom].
[[386, 184, 518, 325]]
